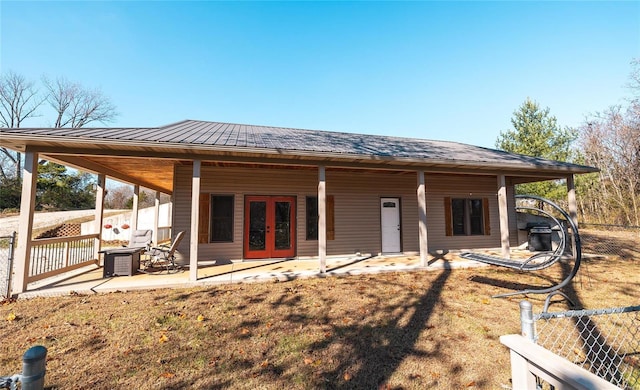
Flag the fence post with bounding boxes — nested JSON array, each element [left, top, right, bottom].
[[6, 232, 16, 299], [520, 300, 535, 342], [21, 345, 47, 390]]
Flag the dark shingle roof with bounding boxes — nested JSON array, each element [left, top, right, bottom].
[[1, 119, 597, 172]]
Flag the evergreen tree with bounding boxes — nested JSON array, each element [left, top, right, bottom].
[[36, 162, 96, 210], [496, 98, 579, 200]]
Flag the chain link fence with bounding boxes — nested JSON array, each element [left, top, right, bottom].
[[0, 232, 16, 300], [528, 303, 640, 389], [581, 224, 640, 260]]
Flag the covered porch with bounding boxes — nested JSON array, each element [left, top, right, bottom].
[[10, 153, 576, 296], [19, 253, 490, 298], [2, 120, 595, 297]]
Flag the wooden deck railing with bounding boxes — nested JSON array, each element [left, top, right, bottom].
[[157, 226, 172, 243], [500, 334, 618, 390], [28, 234, 99, 283]]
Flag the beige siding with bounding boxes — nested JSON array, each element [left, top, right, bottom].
[[173, 165, 519, 262], [325, 171, 419, 256], [424, 173, 514, 251], [174, 165, 317, 261], [506, 181, 520, 247]]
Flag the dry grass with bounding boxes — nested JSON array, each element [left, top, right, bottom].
[[1, 253, 638, 389]]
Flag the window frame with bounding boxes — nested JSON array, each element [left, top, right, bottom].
[[209, 194, 235, 243], [306, 196, 319, 240], [445, 197, 490, 236], [305, 195, 335, 241]]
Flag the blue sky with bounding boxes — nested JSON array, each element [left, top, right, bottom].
[[1, 1, 638, 148]]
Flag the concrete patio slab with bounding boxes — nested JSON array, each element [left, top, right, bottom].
[[19, 254, 489, 299]]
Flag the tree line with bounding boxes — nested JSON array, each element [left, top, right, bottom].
[[496, 59, 639, 226], [0, 72, 117, 212], [1, 61, 638, 226]]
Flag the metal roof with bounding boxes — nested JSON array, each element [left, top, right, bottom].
[[1, 119, 597, 173]]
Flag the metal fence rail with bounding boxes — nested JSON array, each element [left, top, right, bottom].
[[0, 232, 16, 300], [531, 303, 640, 389]]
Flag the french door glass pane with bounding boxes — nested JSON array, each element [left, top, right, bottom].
[[274, 201, 291, 250], [249, 201, 266, 250]]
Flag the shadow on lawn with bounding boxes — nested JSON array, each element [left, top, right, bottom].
[[305, 261, 454, 389], [468, 271, 560, 294], [147, 260, 480, 389]]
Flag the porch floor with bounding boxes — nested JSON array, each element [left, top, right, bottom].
[[20, 253, 490, 298]]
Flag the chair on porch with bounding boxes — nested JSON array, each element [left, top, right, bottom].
[[127, 229, 153, 249], [143, 231, 185, 273]]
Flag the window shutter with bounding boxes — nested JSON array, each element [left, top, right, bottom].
[[483, 197, 491, 236], [444, 197, 452, 236], [198, 193, 210, 244], [327, 195, 335, 240]]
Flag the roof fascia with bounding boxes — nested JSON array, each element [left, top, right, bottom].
[[26, 142, 598, 176]]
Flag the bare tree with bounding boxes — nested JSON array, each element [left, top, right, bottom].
[[43, 76, 117, 128], [580, 104, 640, 226], [105, 185, 133, 210], [0, 71, 118, 182], [0, 71, 45, 179], [576, 59, 640, 226]]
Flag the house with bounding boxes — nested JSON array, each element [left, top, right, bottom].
[[0, 120, 598, 294]]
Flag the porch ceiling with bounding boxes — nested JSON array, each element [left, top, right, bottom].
[[46, 154, 178, 194]]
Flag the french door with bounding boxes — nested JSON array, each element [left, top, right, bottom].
[[244, 196, 296, 259]]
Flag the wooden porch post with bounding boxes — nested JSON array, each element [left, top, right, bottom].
[[498, 175, 511, 259], [189, 160, 201, 281], [131, 185, 139, 231], [13, 150, 38, 295], [153, 191, 160, 244], [318, 166, 326, 273], [566, 175, 578, 228], [566, 175, 578, 256], [94, 174, 106, 261], [417, 171, 429, 267]]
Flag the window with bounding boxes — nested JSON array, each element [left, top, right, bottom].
[[210, 195, 234, 242], [306, 195, 335, 240], [306, 196, 318, 240], [445, 197, 490, 236]]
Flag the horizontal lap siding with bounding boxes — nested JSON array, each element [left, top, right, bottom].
[[325, 171, 419, 256], [506, 182, 520, 246], [174, 166, 422, 261], [424, 173, 516, 251], [174, 165, 318, 261], [173, 165, 517, 261]]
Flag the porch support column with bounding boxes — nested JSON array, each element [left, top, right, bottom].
[[566, 175, 578, 228], [13, 150, 38, 295], [318, 166, 327, 273], [154, 191, 160, 244], [497, 175, 511, 259], [189, 160, 201, 281], [566, 175, 578, 256], [417, 171, 429, 267], [130, 185, 139, 231], [94, 174, 106, 261]]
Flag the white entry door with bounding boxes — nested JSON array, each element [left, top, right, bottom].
[[381, 197, 401, 253]]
